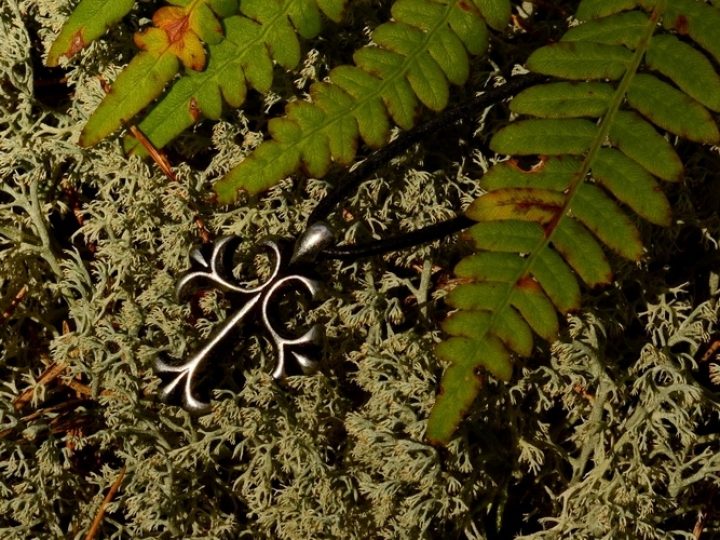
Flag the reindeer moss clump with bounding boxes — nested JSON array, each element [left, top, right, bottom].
[[1, 1, 720, 538]]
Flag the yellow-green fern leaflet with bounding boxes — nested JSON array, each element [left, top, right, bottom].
[[428, 0, 720, 444], [214, 0, 511, 201]]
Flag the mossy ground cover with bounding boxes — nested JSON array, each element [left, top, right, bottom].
[[1, 1, 719, 538]]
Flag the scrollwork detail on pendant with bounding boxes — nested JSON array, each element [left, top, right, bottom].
[[156, 228, 331, 412]]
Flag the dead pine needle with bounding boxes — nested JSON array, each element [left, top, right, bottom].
[[13, 360, 66, 411], [1, 284, 28, 324], [693, 508, 707, 539], [125, 126, 213, 243], [98, 74, 175, 182], [84, 466, 126, 540], [128, 125, 177, 181]]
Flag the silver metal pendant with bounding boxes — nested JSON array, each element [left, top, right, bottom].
[[156, 224, 334, 412]]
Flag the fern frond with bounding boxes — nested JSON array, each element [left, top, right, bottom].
[[123, 0, 347, 156], [46, 0, 136, 66], [78, 0, 239, 147], [214, 0, 511, 201], [427, 0, 720, 444]]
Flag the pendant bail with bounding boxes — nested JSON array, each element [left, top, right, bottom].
[[291, 222, 335, 265]]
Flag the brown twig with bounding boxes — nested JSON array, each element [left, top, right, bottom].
[[1, 285, 29, 324], [84, 466, 127, 540], [0, 398, 92, 440], [126, 125, 213, 243], [699, 337, 720, 364], [97, 77, 176, 182], [573, 383, 595, 402], [98, 80, 212, 244], [13, 360, 66, 411], [65, 379, 94, 398], [128, 124, 177, 181], [98, 81, 213, 244], [19, 398, 88, 424], [693, 509, 707, 539]]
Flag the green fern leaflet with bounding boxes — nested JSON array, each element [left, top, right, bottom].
[[124, 0, 348, 156], [214, 0, 511, 201], [427, 0, 720, 444], [78, 0, 240, 147], [47, 0, 347, 152], [46, 0, 136, 66]]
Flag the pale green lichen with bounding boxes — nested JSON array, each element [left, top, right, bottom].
[[1, 0, 719, 538]]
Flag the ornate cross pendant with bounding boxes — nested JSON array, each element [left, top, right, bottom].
[[155, 225, 333, 412]]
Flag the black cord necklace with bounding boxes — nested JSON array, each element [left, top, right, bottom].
[[155, 73, 542, 411], [311, 72, 543, 260]]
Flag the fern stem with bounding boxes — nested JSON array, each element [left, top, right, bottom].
[[559, 2, 666, 206], [251, 1, 460, 176], [481, 2, 666, 339]]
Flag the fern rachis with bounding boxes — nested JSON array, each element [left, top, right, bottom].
[[124, 0, 348, 156], [78, 0, 232, 146], [213, 0, 508, 200], [46, 0, 720, 445], [427, 0, 720, 443], [47, 0, 347, 149]]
